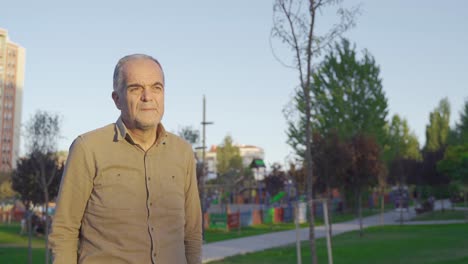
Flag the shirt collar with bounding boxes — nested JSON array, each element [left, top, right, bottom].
[[115, 117, 167, 145]]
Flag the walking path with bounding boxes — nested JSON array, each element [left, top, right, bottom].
[[202, 200, 467, 263]]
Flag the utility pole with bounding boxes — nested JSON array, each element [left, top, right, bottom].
[[200, 95, 213, 241]]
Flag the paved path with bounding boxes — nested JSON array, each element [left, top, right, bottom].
[[202, 200, 467, 263]]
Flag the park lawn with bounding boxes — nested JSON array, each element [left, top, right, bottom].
[[0, 223, 45, 247], [205, 208, 386, 243], [208, 223, 468, 264], [412, 210, 468, 221], [454, 202, 467, 208], [0, 223, 47, 264], [0, 247, 47, 264]]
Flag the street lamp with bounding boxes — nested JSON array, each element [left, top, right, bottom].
[[198, 95, 213, 242]]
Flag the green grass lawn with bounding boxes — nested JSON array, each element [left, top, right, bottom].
[[454, 202, 467, 208], [0, 247, 47, 264], [208, 224, 468, 264], [412, 210, 468, 221], [0, 223, 47, 264], [205, 207, 388, 243], [0, 223, 46, 247]]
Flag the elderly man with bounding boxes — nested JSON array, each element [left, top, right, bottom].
[[49, 54, 202, 264]]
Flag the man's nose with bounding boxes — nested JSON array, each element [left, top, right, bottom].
[[140, 88, 152, 101]]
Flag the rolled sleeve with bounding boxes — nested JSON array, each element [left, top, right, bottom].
[[184, 154, 202, 264], [49, 137, 94, 264]]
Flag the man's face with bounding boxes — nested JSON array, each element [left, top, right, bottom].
[[112, 58, 165, 131]]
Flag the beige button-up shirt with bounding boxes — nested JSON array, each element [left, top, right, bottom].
[[49, 118, 202, 264]]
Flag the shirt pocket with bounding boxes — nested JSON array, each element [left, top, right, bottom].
[[93, 168, 142, 209], [161, 167, 185, 210]]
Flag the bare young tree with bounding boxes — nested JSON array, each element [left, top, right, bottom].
[[25, 110, 62, 264], [271, 0, 359, 262]]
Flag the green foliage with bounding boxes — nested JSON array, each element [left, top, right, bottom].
[[216, 135, 242, 175], [437, 144, 468, 185], [12, 153, 64, 207], [177, 126, 199, 145], [311, 39, 388, 145], [286, 39, 389, 158], [12, 110, 63, 207], [0, 171, 16, 200], [384, 114, 421, 163], [425, 98, 451, 152], [216, 135, 243, 185], [449, 99, 468, 146]]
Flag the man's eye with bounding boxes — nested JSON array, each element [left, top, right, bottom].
[[129, 87, 141, 93]]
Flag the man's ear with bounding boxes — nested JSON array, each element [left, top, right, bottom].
[[112, 91, 122, 110]]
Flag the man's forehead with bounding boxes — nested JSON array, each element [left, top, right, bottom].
[[122, 58, 162, 72], [122, 59, 163, 80]]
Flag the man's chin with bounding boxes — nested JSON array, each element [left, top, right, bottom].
[[135, 120, 160, 131]]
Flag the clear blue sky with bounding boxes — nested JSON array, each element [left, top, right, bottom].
[[1, 0, 467, 167]]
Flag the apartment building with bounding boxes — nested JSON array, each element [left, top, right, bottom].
[[0, 28, 25, 171]]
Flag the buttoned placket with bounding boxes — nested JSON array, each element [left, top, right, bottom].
[[145, 144, 157, 264]]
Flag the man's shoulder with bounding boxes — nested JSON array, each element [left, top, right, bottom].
[[77, 123, 116, 144], [165, 132, 192, 150], [166, 132, 193, 153]]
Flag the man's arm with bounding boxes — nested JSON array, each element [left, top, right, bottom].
[[49, 137, 94, 264], [184, 153, 202, 264]]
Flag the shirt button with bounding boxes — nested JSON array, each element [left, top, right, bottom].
[[151, 227, 154, 231], [153, 253, 156, 257], [148, 177, 151, 181], [150, 202, 153, 206]]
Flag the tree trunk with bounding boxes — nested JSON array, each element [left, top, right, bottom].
[[308, 199, 317, 264], [305, 87, 317, 264], [44, 189, 50, 264], [464, 191, 467, 222], [27, 209, 32, 264], [380, 187, 385, 225], [399, 185, 404, 225], [340, 187, 347, 213], [326, 186, 333, 237], [358, 191, 363, 237]]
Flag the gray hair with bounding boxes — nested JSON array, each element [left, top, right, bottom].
[[113, 54, 164, 93]]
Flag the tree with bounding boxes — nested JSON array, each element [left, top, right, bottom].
[[290, 38, 388, 232], [425, 97, 451, 152], [384, 114, 421, 163], [216, 135, 243, 186], [288, 163, 307, 195], [437, 144, 468, 214], [384, 114, 422, 187], [177, 126, 200, 146], [272, 1, 359, 261], [311, 39, 388, 146], [216, 135, 242, 176], [264, 163, 287, 198], [177, 126, 203, 181], [311, 130, 352, 239], [0, 171, 16, 201], [449, 99, 468, 145], [421, 148, 451, 208], [13, 110, 62, 264], [311, 130, 351, 204], [347, 134, 382, 237]]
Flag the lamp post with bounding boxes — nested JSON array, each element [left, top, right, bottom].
[[198, 95, 213, 241]]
